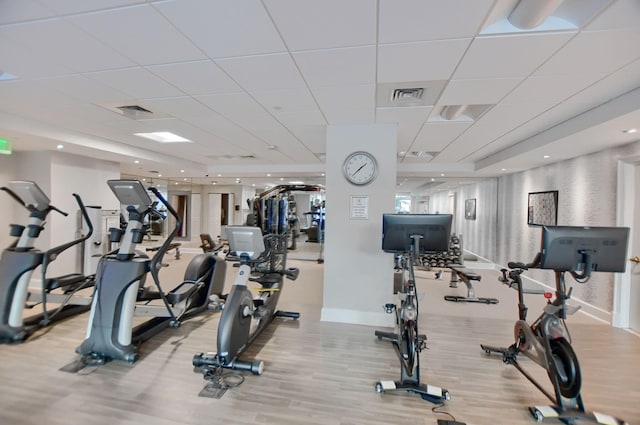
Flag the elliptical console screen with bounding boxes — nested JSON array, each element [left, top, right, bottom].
[[539, 225, 629, 273], [108, 179, 152, 208], [8, 180, 51, 210]]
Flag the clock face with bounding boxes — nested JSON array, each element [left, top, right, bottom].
[[343, 151, 378, 185]]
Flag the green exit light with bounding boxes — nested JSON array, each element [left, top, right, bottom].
[[0, 138, 12, 155]]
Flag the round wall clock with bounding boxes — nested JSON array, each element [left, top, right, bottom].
[[343, 151, 378, 185]]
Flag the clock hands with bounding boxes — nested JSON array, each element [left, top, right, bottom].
[[351, 163, 367, 177]]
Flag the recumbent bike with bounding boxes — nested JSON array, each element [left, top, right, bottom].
[[193, 225, 299, 392], [481, 225, 629, 425]]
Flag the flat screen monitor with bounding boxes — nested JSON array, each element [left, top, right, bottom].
[[107, 179, 152, 208], [382, 213, 452, 254], [539, 225, 629, 273], [8, 180, 51, 211], [225, 226, 265, 259]]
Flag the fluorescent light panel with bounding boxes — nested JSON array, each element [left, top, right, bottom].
[[134, 132, 191, 143]]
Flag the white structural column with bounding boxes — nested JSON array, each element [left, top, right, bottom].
[[321, 124, 397, 327]]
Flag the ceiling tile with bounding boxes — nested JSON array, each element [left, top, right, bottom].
[[293, 46, 376, 87], [586, 0, 640, 30], [311, 84, 375, 111], [378, 0, 494, 43], [264, 0, 376, 51], [146, 61, 241, 96], [43, 0, 147, 15], [35, 74, 130, 103], [411, 121, 471, 154], [87, 67, 184, 99], [535, 28, 640, 76], [1, 19, 135, 74], [251, 87, 319, 114], [503, 74, 605, 104], [439, 78, 522, 105], [215, 53, 306, 91], [196, 92, 268, 121], [454, 32, 574, 79], [0, 1, 56, 24], [376, 106, 432, 151], [154, 0, 285, 58], [377, 39, 471, 83], [68, 4, 206, 65]]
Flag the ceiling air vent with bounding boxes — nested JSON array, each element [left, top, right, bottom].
[[116, 104, 154, 119], [96, 101, 172, 120], [391, 88, 424, 103]]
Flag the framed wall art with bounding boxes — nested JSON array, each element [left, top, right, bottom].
[[527, 190, 558, 226], [465, 198, 476, 220]]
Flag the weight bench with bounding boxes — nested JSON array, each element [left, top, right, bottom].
[[146, 242, 181, 260], [445, 265, 498, 304]]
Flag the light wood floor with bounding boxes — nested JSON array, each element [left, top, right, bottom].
[[1, 241, 639, 425]]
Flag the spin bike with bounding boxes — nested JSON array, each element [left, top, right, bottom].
[[374, 234, 450, 404], [193, 225, 299, 380], [0, 181, 94, 343], [76, 179, 225, 364], [481, 225, 629, 425]]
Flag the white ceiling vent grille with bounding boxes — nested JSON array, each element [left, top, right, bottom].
[[377, 81, 447, 108], [391, 88, 424, 103]]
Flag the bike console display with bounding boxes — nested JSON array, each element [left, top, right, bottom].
[[382, 213, 452, 254], [539, 225, 629, 273], [225, 226, 265, 260]]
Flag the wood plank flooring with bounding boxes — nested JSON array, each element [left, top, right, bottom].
[[1, 245, 638, 425]]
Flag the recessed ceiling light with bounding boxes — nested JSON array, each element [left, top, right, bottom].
[[289, 181, 304, 185], [134, 160, 140, 164], [56, 144, 64, 150], [623, 128, 637, 134], [543, 155, 551, 159], [134, 132, 191, 143], [267, 173, 271, 177], [217, 174, 222, 177], [180, 169, 185, 173], [280, 178, 284, 181], [183, 178, 188, 181], [501, 168, 507, 171], [158, 174, 162, 177], [440, 173, 445, 177]]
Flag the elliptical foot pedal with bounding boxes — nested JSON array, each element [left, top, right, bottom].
[[198, 383, 228, 399]]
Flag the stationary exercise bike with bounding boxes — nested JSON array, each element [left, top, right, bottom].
[[0, 181, 94, 343], [374, 213, 452, 404], [76, 179, 225, 364], [193, 225, 299, 386], [481, 225, 630, 425]]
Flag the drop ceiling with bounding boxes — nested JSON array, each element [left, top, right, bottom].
[[1, 0, 639, 193]]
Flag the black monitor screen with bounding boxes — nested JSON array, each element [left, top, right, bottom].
[[539, 225, 629, 273], [382, 213, 452, 254]]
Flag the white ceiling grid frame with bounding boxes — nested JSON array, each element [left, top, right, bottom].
[[214, 53, 308, 92]]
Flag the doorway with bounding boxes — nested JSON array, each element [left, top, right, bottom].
[[614, 158, 640, 331], [169, 191, 191, 240], [208, 193, 234, 240]]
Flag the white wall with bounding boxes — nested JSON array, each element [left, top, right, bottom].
[[322, 124, 397, 326], [0, 154, 18, 251]]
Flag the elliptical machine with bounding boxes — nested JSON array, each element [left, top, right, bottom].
[[481, 225, 629, 425], [76, 179, 225, 364], [0, 181, 94, 343], [193, 225, 299, 388]]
